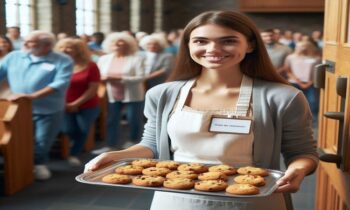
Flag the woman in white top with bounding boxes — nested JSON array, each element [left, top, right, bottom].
[[284, 40, 321, 116], [85, 11, 318, 210], [91, 32, 145, 154]]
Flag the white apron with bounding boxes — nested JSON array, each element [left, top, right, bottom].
[[151, 75, 286, 210]]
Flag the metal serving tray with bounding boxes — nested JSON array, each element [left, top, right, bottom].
[[76, 158, 284, 198]]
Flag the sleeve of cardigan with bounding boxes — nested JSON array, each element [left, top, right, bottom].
[[121, 56, 146, 83], [137, 88, 158, 158], [281, 91, 319, 167]]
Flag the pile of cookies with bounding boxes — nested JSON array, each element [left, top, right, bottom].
[[101, 159, 269, 196]]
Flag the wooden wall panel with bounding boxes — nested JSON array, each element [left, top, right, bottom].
[[323, 0, 341, 44], [239, 0, 325, 12]]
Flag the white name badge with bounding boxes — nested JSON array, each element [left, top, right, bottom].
[[209, 116, 252, 134], [41, 63, 55, 71]]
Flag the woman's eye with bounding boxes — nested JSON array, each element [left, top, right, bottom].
[[222, 39, 236, 44], [193, 40, 207, 45]]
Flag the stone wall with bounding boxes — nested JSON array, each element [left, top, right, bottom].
[[99, 0, 112, 33], [36, 0, 52, 32]]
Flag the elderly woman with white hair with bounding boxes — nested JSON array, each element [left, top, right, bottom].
[[139, 34, 174, 90], [92, 32, 146, 154]]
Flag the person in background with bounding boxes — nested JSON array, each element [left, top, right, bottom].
[[6, 26, 23, 50], [311, 30, 323, 49], [284, 40, 321, 118], [0, 35, 13, 95], [135, 31, 148, 44], [79, 34, 90, 44], [273, 28, 282, 42], [57, 32, 68, 41], [85, 11, 318, 210], [279, 30, 294, 49], [88, 32, 105, 58], [91, 32, 145, 154], [139, 34, 174, 90], [0, 35, 13, 61], [261, 28, 292, 78], [290, 32, 303, 50], [165, 29, 180, 56], [55, 38, 101, 166], [88, 32, 105, 51], [0, 30, 73, 180]]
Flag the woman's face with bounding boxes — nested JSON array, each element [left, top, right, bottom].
[[188, 24, 252, 71], [110, 39, 129, 54], [0, 38, 11, 52], [145, 40, 161, 53], [57, 43, 77, 58], [295, 42, 309, 55]]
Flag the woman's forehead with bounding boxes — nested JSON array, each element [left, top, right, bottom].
[[189, 24, 245, 39]]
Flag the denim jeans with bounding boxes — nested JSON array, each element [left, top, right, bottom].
[[106, 101, 144, 147], [62, 107, 100, 156], [33, 111, 64, 164], [292, 83, 319, 116]]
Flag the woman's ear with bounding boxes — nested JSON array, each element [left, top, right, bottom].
[[247, 41, 255, 53]]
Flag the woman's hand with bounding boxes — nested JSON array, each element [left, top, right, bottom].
[[275, 167, 306, 193], [66, 103, 79, 112], [84, 145, 154, 173], [84, 152, 118, 173], [275, 158, 317, 193]]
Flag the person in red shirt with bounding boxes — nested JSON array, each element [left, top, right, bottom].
[[55, 37, 100, 166]]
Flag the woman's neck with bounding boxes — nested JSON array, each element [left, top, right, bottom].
[[113, 51, 126, 58], [73, 61, 88, 72], [196, 67, 243, 90]]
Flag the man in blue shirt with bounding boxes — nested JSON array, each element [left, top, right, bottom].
[[0, 30, 73, 180]]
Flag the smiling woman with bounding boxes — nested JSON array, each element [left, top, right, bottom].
[[84, 11, 318, 210]]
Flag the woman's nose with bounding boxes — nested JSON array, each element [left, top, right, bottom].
[[207, 42, 221, 52]]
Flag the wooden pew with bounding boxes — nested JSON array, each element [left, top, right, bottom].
[[96, 83, 107, 142], [0, 98, 34, 195]]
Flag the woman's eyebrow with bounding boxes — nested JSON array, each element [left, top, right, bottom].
[[190, 36, 239, 40]]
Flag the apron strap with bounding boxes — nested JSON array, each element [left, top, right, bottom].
[[234, 75, 253, 117], [175, 79, 195, 112]]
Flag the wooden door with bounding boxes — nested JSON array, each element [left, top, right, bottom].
[[315, 0, 350, 209]]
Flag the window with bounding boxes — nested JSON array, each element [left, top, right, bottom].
[[76, 0, 97, 35], [5, 0, 34, 36]]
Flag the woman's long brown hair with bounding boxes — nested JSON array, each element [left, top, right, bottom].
[[167, 10, 287, 84]]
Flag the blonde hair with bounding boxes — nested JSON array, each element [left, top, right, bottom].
[[294, 40, 320, 57], [102, 32, 138, 54], [139, 34, 169, 50], [55, 38, 91, 65]]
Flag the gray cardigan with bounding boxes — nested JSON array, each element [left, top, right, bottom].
[[139, 79, 318, 170]]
